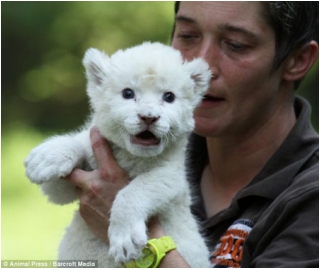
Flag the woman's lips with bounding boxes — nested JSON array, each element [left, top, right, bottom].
[[199, 94, 225, 108]]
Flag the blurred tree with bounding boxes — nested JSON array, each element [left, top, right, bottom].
[[297, 60, 319, 131]]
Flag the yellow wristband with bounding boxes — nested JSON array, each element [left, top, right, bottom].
[[124, 236, 177, 268]]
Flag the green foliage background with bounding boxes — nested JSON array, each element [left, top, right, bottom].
[[1, 1, 318, 261]]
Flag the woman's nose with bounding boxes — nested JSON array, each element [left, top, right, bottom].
[[198, 39, 219, 79]]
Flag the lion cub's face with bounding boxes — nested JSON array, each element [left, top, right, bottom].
[[83, 42, 211, 157]]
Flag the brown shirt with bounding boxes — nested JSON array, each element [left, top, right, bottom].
[[187, 96, 319, 268]]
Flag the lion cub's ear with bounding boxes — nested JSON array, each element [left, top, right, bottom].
[[83, 48, 110, 86], [183, 58, 212, 105]]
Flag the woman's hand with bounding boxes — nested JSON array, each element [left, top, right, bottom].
[[64, 126, 129, 243]]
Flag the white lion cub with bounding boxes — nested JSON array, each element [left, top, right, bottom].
[[24, 42, 211, 267]]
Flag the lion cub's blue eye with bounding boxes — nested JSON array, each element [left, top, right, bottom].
[[163, 92, 175, 103], [122, 88, 135, 99]]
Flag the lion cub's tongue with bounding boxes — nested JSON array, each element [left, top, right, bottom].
[[132, 131, 160, 146]]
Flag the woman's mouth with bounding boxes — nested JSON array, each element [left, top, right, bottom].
[[200, 94, 225, 108]]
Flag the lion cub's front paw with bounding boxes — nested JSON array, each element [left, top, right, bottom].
[[24, 136, 84, 184], [108, 221, 148, 263]]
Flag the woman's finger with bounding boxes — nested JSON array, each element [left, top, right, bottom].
[[90, 126, 124, 180], [64, 168, 92, 190]]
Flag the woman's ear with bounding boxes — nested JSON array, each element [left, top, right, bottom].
[[282, 41, 319, 82]]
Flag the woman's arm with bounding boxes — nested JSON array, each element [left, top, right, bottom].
[[147, 217, 191, 268]]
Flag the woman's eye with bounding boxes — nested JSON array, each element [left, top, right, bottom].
[[177, 32, 200, 43], [122, 88, 135, 99], [229, 42, 244, 50], [178, 34, 194, 40], [163, 92, 175, 103], [225, 40, 250, 52]]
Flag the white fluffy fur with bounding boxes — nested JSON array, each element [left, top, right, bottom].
[[24, 42, 211, 267]]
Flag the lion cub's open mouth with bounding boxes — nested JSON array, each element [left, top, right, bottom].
[[131, 131, 161, 146]]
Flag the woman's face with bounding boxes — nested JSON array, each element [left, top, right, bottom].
[[172, 1, 286, 138]]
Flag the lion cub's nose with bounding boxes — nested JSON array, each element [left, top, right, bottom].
[[138, 115, 160, 125]]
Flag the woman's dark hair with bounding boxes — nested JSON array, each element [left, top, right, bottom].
[[263, 2, 319, 70], [173, 1, 318, 71]]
